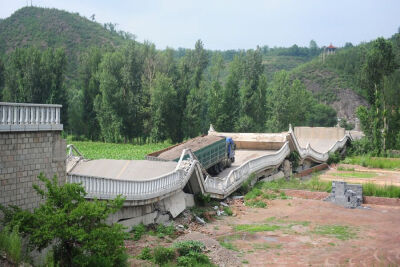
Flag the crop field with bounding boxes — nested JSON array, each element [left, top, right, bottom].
[[67, 141, 172, 160]]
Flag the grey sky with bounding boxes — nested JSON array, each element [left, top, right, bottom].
[[0, 0, 399, 50]]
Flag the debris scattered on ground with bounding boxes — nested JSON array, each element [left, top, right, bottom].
[[220, 202, 229, 207], [176, 232, 241, 267], [196, 216, 206, 225], [325, 181, 363, 208]]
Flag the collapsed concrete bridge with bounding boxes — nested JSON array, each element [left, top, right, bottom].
[[1, 102, 354, 227]]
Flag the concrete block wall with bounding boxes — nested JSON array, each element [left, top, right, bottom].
[[0, 131, 66, 211]]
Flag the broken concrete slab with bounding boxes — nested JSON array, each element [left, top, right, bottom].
[[325, 181, 362, 209]]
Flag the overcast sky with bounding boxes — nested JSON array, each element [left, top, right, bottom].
[[0, 0, 399, 50]]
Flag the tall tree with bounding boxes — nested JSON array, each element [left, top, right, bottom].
[[3, 47, 67, 123], [0, 58, 4, 101], [78, 47, 103, 140], [149, 73, 179, 142], [219, 54, 243, 132], [360, 37, 397, 153]]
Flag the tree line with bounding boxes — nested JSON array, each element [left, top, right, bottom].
[[0, 40, 337, 143]]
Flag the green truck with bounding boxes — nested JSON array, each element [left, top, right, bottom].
[[146, 135, 235, 174]]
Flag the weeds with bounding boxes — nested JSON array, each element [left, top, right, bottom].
[[153, 246, 176, 265], [342, 156, 400, 170], [234, 224, 281, 233], [156, 224, 176, 239], [331, 171, 377, 178], [223, 207, 233, 216], [0, 225, 23, 265], [138, 240, 214, 266], [130, 223, 146, 241], [137, 247, 152, 260], [363, 183, 400, 198], [252, 243, 282, 250], [337, 166, 355, 171], [312, 225, 355, 240]]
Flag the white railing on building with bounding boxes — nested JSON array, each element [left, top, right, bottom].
[[0, 102, 63, 132]]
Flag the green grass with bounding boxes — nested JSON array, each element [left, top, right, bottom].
[[219, 241, 239, 251], [248, 175, 332, 195], [342, 156, 400, 170], [337, 166, 355, 171], [252, 243, 282, 250], [255, 175, 400, 199], [363, 183, 400, 198], [0, 226, 23, 265], [312, 225, 356, 240], [234, 224, 281, 233], [67, 140, 172, 160], [331, 171, 377, 178]]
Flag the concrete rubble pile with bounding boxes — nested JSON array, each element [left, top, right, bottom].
[[325, 181, 363, 208]]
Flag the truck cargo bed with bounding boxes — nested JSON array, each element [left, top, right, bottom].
[[147, 135, 227, 170], [157, 135, 224, 160]]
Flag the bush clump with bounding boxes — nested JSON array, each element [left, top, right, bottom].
[[0, 173, 128, 267], [153, 246, 176, 265], [174, 240, 205, 256]]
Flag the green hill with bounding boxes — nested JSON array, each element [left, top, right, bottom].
[[1, 6, 398, 129], [0, 6, 129, 80]]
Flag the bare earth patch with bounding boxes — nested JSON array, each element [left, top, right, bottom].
[[197, 197, 400, 266], [320, 164, 400, 186]]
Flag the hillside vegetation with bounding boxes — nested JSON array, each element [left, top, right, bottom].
[[0, 7, 129, 80], [0, 6, 399, 147]]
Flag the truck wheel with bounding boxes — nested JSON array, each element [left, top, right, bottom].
[[231, 157, 235, 163], [218, 162, 224, 172], [213, 164, 220, 174], [226, 159, 232, 168]]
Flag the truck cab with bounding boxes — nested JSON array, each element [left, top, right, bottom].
[[226, 137, 235, 163]]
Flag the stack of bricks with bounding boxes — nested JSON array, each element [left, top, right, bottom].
[[0, 131, 66, 211]]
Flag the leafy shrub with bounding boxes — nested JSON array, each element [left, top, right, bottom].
[[0, 173, 128, 267], [327, 151, 341, 164], [223, 207, 233, 216], [195, 194, 211, 207], [177, 251, 213, 266], [156, 224, 176, 238], [131, 223, 146, 241], [174, 240, 205, 256], [137, 247, 153, 260], [239, 173, 256, 194], [153, 246, 175, 265]]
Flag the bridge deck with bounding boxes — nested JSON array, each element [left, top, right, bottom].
[[69, 159, 177, 180], [216, 149, 277, 178]]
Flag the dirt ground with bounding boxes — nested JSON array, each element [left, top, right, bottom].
[[199, 197, 400, 266], [319, 164, 400, 186], [127, 196, 400, 266]]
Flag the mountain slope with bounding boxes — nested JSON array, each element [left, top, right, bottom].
[[0, 6, 129, 80]]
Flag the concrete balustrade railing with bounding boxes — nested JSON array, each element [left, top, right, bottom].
[[205, 142, 291, 197], [67, 149, 200, 202], [66, 126, 353, 202], [286, 125, 351, 163], [0, 102, 63, 132]]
